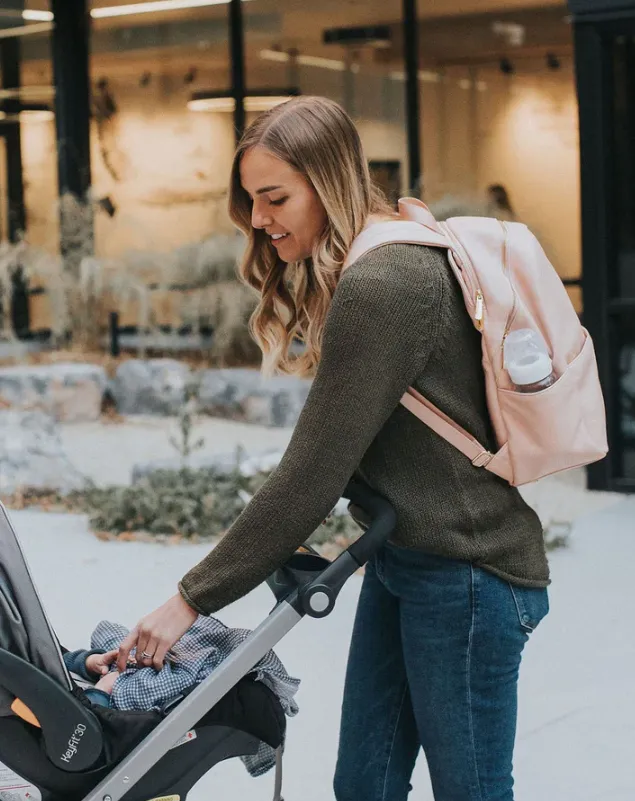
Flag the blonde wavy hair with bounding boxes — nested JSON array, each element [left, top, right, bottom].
[[228, 95, 395, 377]]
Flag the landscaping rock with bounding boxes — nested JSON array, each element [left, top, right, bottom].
[[197, 368, 261, 414], [0, 410, 87, 495], [110, 359, 192, 416], [0, 363, 107, 422], [197, 368, 312, 427]]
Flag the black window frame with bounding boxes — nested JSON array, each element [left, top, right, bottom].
[[572, 1, 635, 492]]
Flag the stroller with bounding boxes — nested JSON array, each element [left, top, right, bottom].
[[0, 480, 396, 801]]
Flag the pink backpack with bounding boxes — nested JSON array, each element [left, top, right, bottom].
[[345, 197, 608, 487]]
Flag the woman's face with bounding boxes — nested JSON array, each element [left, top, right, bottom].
[[240, 146, 328, 263]]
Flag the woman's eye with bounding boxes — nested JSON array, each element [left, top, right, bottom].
[[269, 197, 287, 207]]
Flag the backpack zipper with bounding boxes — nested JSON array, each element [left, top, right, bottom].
[[474, 290, 484, 331], [443, 224, 485, 331], [500, 221, 519, 348]]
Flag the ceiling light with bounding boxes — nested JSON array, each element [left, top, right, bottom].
[[0, 109, 54, 123], [259, 49, 289, 64], [0, 21, 52, 38], [188, 89, 299, 113], [0, 86, 55, 101], [244, 95, 294, 112], [91, 0, 251, 19], [259, 49, 361, 73], [22, 10, 54, 22], [491, 21, 526, 47], [188, 96, 235, 112], [20, 109, 54, 121], [21, 1, 253, 25], [389, 69, 441, 83]]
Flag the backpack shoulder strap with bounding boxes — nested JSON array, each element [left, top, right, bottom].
[[400, 388, 494, 467], [344, 221, 449, 268]]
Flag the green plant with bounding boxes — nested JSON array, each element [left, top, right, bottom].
[[69, 459, 361, 549], [168, 383, 206, 467], [73, 463, 253, 539], [543, 520, 571, 551]]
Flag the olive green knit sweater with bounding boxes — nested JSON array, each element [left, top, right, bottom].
[[179, 244, 549, 615]]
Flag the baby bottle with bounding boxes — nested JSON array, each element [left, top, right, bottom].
[[503, 328, 556, 393]]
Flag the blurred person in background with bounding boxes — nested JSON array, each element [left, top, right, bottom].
[[487, 183, 517, 221]]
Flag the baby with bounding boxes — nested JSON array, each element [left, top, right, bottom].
[[61, 619, 300, 778], [62, 617, 300, 716]]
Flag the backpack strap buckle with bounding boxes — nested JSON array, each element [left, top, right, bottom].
[[471, 450, 494, 468]]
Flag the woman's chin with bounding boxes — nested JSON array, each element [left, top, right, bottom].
[[272, 239, 311, 263], [278, 246, 304, 263]]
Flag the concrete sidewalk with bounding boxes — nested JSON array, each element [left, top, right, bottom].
[[7, 492, 635, 801]]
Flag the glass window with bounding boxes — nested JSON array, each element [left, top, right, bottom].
[[1, 4, 56, 251], [416, 8, 580, 311], [86, 1, 234, 335], [612, 35, 635, 301], [1, 3, 56, 336], [243, 0, 408, 197], [618, 315, 635, 481], [89, 0, 232, 257]]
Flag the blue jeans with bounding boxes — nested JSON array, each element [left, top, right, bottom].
[[334, 543, 549, 801]]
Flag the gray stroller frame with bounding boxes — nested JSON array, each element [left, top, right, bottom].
[[0, 481, 396, 801]]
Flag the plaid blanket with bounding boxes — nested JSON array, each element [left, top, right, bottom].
[[91, 617, 300, 777]]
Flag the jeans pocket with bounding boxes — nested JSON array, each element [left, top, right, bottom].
[[508, 584, 549, 633]]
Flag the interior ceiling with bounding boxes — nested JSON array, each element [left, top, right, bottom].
[[22, 0, 568, 22], [16, 1, 572, 85]]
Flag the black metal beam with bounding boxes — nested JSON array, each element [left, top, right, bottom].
[[229, 0, 246, 143], [51, 0, 93, 272], [0, 38, 26, 242], [51, 0, 94, 292], [0, 35, 30, 337], [402, 0, 422, 197], [573, 20, 619, 490]]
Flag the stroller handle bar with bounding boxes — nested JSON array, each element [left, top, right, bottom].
[[279, 480, 397, 619], [342, 479, 397, 566]]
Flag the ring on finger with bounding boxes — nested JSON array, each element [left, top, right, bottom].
[[141, 651, 153, 659]]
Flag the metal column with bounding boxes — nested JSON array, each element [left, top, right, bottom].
[[229, 0, 246, 143], [0, 33, 29, 335], [402, 0, 422, 197], [51, 0, 93, 276]]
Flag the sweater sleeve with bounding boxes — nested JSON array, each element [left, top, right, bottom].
[[179, 245, 444, 615], [63, 649, 107, 681]]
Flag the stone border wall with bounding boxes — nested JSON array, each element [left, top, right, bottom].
[[0, 359, 311, 428]]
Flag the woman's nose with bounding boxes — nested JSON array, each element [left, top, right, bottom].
[[251, 203, 273, 230]]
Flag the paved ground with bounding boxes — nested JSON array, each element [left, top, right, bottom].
[[8, 489, 635, 801]]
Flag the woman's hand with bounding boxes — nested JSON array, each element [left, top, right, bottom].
[[116, 593, 198, 673]]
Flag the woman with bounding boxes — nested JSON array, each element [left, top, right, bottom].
[[117, 96, 549, 801]]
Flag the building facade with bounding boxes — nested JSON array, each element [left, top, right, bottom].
[[0, 0, 631, 490]]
